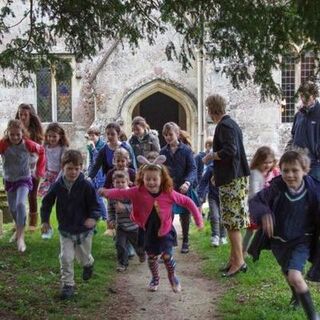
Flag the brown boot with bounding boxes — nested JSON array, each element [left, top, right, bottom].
[[28, 212, 38, 232]]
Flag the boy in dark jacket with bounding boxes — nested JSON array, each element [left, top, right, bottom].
[[41, 150, 100, 300], [250, 150, 320, 320]]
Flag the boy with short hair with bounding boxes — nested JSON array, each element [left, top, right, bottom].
[[40, 149, 100, 300], [108, 170, 145, 272], [250, 150, 320, 319]]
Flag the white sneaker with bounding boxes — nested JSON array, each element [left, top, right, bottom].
[[17, 238, 26, 252], [220, 237, 228, 245], [211, 236, 220, 247]]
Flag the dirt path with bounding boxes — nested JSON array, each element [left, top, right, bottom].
[[103, 220, 225, 320]]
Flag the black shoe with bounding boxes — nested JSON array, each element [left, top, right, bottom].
[[181, 242, 189, 254], [60, 285, 74, 300], [289, 295, 300, 310], [219, 264, 231, 272], [83, 264, 94, 281], [222, 263, 247, 278]]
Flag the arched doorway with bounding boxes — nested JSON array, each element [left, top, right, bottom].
[[132, 92, 186, 147], [119, 79, 197, 148]]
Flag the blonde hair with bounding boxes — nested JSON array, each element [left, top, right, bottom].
[[132, 116, 150, 131], [205, 94, 226, 116], [162, 122, 180, 136], [113, 147, 130, 163], [4, 119, 24, 142]]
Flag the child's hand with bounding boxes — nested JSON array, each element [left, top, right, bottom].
[[97, 187, 106, 196], [41, 222, 51, 234], [84, 218, 96, 229], [115, 201, 125, 212], [179, 182, 190, 194], [262, 214, 274, 238]]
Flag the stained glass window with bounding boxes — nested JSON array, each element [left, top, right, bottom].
[[36, 67, 52, 122], [36, 61, 72, 123], [57, 79, 72, 122]]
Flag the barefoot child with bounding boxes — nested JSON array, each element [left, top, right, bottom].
[[249, 150, 320, 319], [0, 120, 45, 252], [99, 155, 203, 293], [40, 150, 100, 300], [108, 170, 145, 272]]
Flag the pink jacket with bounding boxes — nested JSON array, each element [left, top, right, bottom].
[[102, 186, 203, 236]]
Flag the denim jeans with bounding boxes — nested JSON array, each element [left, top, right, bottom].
[[208, 198, 226, 238]]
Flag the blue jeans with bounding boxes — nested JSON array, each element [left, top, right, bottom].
[[7, 186, 29, 227], [208, 198, 226, 238]]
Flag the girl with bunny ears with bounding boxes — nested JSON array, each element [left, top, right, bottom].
[[98, 155, 203, 293]]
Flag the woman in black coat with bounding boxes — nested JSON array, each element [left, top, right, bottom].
[[203, 94, 250, 277]]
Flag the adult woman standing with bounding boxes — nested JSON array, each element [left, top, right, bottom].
[[203, 94, 250, 277], [16, 103, 44, 231]]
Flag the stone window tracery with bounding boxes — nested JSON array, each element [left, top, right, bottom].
[[281, 52, 315, 123], [36, 63, 72, 123]]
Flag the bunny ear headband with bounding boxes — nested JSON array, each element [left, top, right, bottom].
[[137, 155, 166, 169]]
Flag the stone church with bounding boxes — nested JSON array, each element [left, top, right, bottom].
[[0, 17, 316, 160]]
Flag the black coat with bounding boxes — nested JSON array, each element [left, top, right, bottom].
[[213, 115, 250, 187]]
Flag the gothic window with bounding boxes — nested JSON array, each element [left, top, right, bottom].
[[36, 63, 72, 123], [281, 53, 315, 123]]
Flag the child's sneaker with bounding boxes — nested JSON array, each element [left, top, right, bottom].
[[116, 264, 127, 272], [60, 285, 75, 300], [170, 276, 181, 293], [41, 228, 54, 240], [220, 237, 228, 245], [180, 242, 189, 254], [211, 236, 220, 247], [148, 278, 159, 292], [82, 264, 94, 280]]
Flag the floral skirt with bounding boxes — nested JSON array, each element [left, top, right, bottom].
[[219, 176, 249, 231], [38, 170, 59, 197]]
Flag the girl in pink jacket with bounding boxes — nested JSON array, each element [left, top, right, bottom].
[[99, 155, 203, 293]]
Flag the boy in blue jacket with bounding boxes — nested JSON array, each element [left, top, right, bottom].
[[250, 150, 320, 320], [41, 150, 100, 300]]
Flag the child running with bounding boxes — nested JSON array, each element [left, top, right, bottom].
[[0, 119, 45, 252], [249, 150, 320, 319], [86, 126, 108, 228], [38, 122, 69, 197], [243, 146, 280, 256], [99, 155, 203, 293], [107, 170, 145, 272], [160, 122, 198, 254], [40, 150, 100, 300]]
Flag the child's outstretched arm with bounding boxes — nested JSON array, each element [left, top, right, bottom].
[[98, 186, 136, 201], [172, 190, 204, 229]]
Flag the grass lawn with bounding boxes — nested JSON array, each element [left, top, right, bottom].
[[191, 222, 320, 320], [0, 211, 116, 320]]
